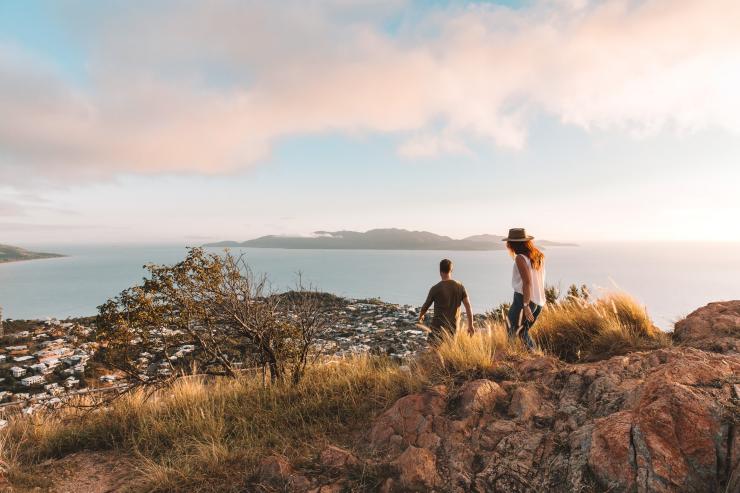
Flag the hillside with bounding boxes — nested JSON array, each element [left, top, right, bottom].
[[0, 298, 737, 492], [0, 244, 64, 264], [205, 228, 576, 250]]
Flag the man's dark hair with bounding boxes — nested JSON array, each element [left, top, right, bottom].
[[439, 258, 453, 274]]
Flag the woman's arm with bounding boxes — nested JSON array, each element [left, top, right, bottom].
[[515, 255, 535, 322]]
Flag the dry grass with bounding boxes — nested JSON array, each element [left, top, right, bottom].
[[531, 292, 670, 362], [1, 356, 423, 492], [416, 323, 524, 384]]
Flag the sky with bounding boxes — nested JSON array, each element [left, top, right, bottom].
[[1, 0, 739, 245]]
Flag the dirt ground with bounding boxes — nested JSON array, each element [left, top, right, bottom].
[[3, 450, 138, 493]]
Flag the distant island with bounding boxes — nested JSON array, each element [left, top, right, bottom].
[[0, 244, 65, 264], [204, 228, 576, 251]]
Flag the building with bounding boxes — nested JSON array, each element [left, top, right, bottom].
[[20, 375, 45, 387], [63, 377, 80, 388], [10, 366, 27, 377]]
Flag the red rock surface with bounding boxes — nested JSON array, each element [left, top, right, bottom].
[[673, 300, 740, 353]]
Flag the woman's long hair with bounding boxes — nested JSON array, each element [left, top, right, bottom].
[[506, 240, 545, 270]]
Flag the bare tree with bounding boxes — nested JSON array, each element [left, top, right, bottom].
[[96, 248, 331, 389]]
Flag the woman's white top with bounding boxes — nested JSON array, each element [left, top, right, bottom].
[[512, 254, 547, 306]]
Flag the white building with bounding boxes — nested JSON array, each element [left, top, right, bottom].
[[64, 377, 80, 388], [10, 366, 27, 377], [0, 355, 6, 362], [13, 355, 33, 363], [20, 375, 45, 387]]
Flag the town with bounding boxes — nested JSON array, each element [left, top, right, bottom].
[[0, 297, 435, 422]]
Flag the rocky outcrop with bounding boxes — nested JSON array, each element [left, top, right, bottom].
[[367, 348, 739, 492], [673, 300, 740, 353], [258, 302, 740, 492]]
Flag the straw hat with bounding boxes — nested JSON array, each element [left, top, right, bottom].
[[502, 228, 534, 242]]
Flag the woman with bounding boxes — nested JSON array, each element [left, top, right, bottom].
[[502, 228, 546, 349]]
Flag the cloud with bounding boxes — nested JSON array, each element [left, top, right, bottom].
[[1, 0, 739, 184]]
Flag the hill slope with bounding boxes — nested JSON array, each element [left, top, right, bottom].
[[205, 228, 576, 250], [0, 244, 64, 263], [2, 300, 737, 492]]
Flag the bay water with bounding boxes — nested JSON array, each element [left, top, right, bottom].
[[0, 242, 738, 329]]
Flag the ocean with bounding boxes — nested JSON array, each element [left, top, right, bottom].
[[0, 242, 738, 329]]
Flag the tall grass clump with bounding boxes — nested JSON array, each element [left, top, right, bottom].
[[1, 355, 423, 492], [532, 291, 669, 362], [416, 323, 523, 383]]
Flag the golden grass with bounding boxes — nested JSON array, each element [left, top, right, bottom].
[[416, 323, 524, 383], [1, 356, 423, 492], [531, 292, 670, 362]]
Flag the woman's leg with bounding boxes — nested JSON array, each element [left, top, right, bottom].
[[507, 293, 524, 338], [519, 303, 542, 349]]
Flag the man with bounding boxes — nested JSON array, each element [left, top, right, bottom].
[[418, 259, 474, 344]]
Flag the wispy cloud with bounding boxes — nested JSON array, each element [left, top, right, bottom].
[[1, 0, 738, 184]]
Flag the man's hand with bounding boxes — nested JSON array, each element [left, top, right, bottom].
[[523, 305, 535, 323], [467, 323, 475, 336]]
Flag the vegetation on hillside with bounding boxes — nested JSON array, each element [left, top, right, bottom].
[[0, 287, 670, 492]]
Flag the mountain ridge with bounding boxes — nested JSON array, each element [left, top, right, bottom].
[[204, 228, 576, 250]]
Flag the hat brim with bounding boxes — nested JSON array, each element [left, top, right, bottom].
[[502, 236, 534, 242]]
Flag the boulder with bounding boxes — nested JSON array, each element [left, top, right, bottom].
[[369, 386, 447, 453], [458, 379, 506, 417], [673, 300, 740, 353], [393, 446, 439, 491], [508, 385, 541, 422], [320, 445, 359, 470]]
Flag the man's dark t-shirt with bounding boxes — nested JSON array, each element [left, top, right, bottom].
[[422, 280, 468, 333]]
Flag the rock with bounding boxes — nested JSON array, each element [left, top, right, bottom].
[[508, 385, 541, 421], [457, 379, 506, 417], [674, 300, 740, 353], [588, 411, 636, 491], [258, 455, 293, 483], [393, 446, 439, 491], [320, 445, 359, 470], [369, 387, 447, 453], [258, 454, 310, 490]]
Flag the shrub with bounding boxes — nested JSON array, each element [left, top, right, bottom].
[[532, 292, 669, 362], [96, 248, 330, 386]]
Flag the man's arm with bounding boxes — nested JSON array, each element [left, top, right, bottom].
[[515, 255, 535, 322], [418, 289, 434, 324], [462, 296, 474, 335]]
